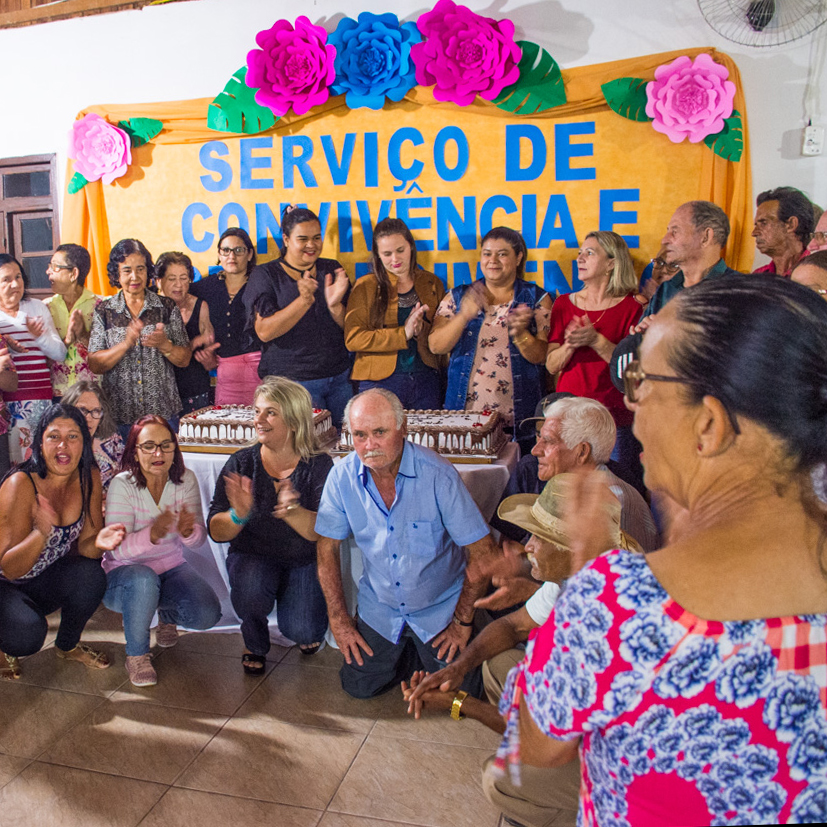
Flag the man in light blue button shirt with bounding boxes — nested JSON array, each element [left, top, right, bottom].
[[316, 388, 498, 698]]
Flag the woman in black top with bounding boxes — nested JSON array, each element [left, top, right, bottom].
[[244, 208, 352, 427], [207, 376, 334, 674], [156, 252, 216, 414], [190, 228, 261, 405]]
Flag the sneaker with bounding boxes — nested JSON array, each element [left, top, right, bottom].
[[126, 654, 157, 687], [155, 622, 179, 648]]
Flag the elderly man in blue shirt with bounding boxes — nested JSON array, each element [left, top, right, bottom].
[[316, 388, 498, 698]]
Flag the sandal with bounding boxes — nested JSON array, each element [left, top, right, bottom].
[[1, 651, 21, 680], [242, 653, 266, 676], [299, 642, 323, 656], [55, 643, 111, 670]]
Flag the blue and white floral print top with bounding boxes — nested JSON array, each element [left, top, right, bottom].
[[496, 548, 827, 827]]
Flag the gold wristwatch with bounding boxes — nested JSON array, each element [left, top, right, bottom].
[[450, 690, 469, 721]]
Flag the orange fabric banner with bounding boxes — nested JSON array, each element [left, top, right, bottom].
[[62, 46, 752, 296]]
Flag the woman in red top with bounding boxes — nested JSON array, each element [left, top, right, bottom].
[[546, 231, 643, 489]]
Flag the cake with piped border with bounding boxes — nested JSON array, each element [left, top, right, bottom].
[[179, 404, 335, 449], [339, 409, 507, 458]]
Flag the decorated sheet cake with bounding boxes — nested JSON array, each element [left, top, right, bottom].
[[179, 405, 336, 452]]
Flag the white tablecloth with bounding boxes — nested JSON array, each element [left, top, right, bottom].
[[182, 442, 519, 629]]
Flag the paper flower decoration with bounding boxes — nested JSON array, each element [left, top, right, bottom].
[[411, 0, 522, 106], [645, 53, 736, 144], [246, 16, 336, 118], [329, 12, 421, 110], [68, 113, 132, 185]]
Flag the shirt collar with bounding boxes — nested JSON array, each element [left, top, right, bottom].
[[112, 288, 162, 315]]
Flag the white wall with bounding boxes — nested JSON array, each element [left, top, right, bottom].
[[1, 0, 825, 264]]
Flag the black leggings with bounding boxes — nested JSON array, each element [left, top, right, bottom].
[[0, 556, 106, 656]]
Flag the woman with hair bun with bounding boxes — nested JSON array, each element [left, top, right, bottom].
[[344, 217, 445, 409], [429, 227, 551, 449], [501, 274, 827, 827], [88, 239, 191, 434], [189, 228, 261, 405], [244, 207, 351, 427]]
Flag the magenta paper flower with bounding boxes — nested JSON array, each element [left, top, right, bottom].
[[411, 0, 522, 106], [645, 53, 736, 144], [246, 16, 336, 118], [68, 113, 132, 185]]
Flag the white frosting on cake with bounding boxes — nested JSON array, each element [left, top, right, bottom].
[[179, 405, 335, 447]]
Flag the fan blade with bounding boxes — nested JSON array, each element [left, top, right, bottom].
[[746, 0, 776, 32]]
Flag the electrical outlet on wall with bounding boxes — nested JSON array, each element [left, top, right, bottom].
[[802, 125, 824, 156]]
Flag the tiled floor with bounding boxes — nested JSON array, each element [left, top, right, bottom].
[[0, 607, 506, 827]]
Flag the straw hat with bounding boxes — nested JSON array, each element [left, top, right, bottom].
[[496, 472, 643, 553]]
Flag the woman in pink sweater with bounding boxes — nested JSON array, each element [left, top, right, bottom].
[[103, 415, 220, 686]]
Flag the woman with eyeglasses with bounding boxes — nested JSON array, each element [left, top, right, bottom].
[[189, 228, 261, 405], [499, 275, 827, 827], [0, 253, 67, 464], [156, 252, 217, 414], [61, 380, 124, 500], [102, 415, 221, 686]]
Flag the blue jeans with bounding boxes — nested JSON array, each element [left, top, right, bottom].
[[103, 563, 221, 656], [357, 368, 441, 411], [226, 553, 328, 656], [298, 367, 352, 429]]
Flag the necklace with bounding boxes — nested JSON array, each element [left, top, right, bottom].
[[398, 288, 418, 309], [573, 291, 612, 326], [280, 259, 317, 278]]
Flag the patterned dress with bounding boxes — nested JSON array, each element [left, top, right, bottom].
[[436, 293, 550, 426], [497, 549, 827, 827]]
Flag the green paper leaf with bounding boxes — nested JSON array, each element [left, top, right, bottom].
[[703, 109, 743, 163], [117, 117, 164, 148], [207, 67, 277, 135], [67, 171, 89, 194], [601, 78, 653, 122], [493, 41, 566, 114]]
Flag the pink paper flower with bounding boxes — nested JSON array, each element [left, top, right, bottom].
[[246, 16, 336, 118], [411, 0, 522, 107], [68, 113, 132, 185], [645, 53, 736, 144]]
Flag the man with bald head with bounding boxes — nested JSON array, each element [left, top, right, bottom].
[[809, 211, 827, 254], [315, 388, 498, 698]]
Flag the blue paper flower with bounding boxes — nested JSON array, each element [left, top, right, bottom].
[[329, 12, 421, 110]]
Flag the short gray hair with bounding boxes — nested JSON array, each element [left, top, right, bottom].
[[687, 200, 731, 248], [343, 388, 406, 431], [545, 397, 616, 465]]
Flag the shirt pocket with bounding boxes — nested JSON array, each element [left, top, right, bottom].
[[405, 519, 442, 556]]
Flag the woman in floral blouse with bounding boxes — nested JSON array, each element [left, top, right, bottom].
[[500, 276, 827, 827]]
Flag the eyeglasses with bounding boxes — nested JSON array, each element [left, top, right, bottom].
[[77, 406, 103, 420], [622, 360, 696, 404], [47, 262, 73, 273], [812, 231, 827, 245], [650, 258, 681, 274], [623, 360, 742, 434], [137, 440, 176, 454], [218, 246, 248, 257]]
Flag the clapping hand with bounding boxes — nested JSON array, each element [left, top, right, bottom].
[[66, 308, 87, 345], [25, 316, 45, 339], [564, 470, 620, 576], [296, 273, 319, 307], [150, 508, 177, 544], [273, 478, 300, 519], [124, 318, 144, 348], [96, 523, 126, 552], [506, 303, 533, 338], [458, 281, 487, 322], [403, 302, 430, 340], [32, 495, 59, 539], [177, 505, 195, 538], [225, 472, 253, 522], [325, 268, 349, 308], [3, 334, 27, 354], [565, 314, 598, 348], [143, 326, 171, 351], [193, 341, 220, 370], [0, 340, 15, 372], [189, 330, 214, 351]]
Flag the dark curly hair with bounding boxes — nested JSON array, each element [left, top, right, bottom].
[[106, 239, 154, 289]]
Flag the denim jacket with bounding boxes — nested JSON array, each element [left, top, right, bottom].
[[444, 278, 546, 437]]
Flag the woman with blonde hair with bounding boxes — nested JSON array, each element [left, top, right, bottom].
[[546, 231, 643, 486], [208, 376, 334, 674]]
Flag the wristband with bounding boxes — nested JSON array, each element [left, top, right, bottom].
[[229, 507, 250, 526], [450, 690, 469, 721], [452, 614, 473, 627]]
